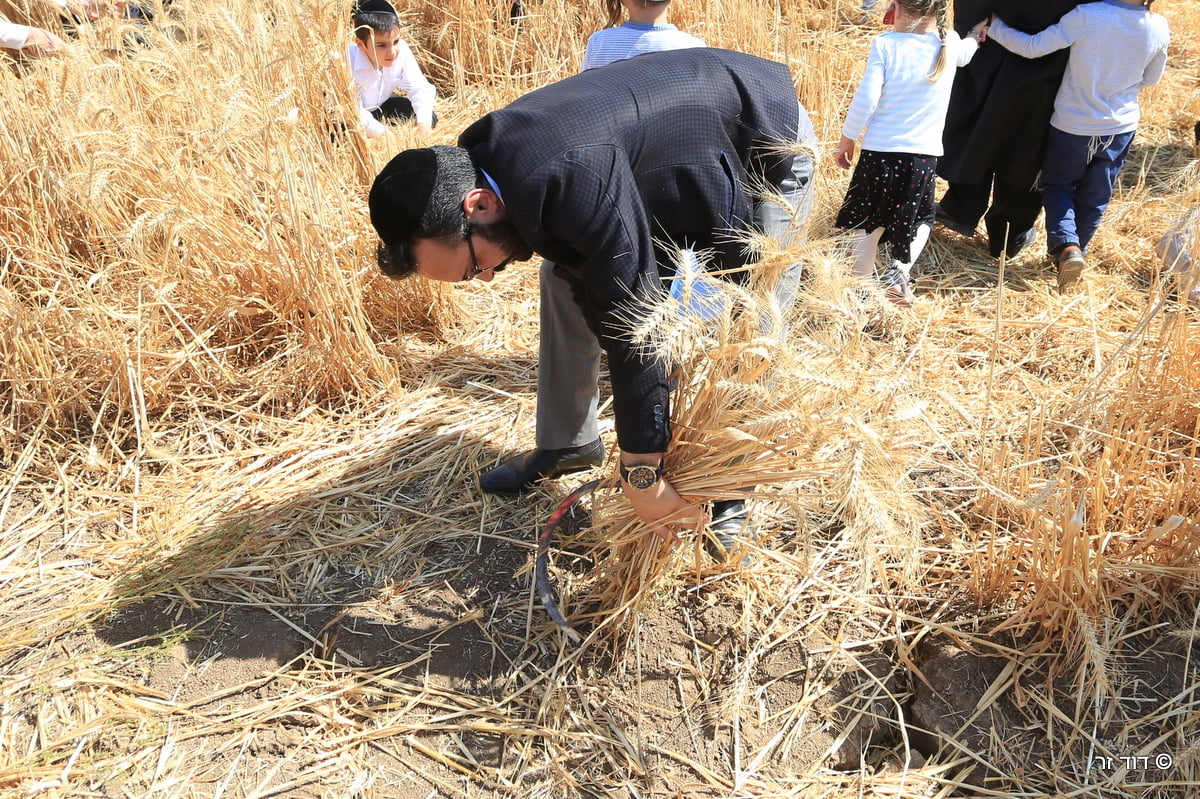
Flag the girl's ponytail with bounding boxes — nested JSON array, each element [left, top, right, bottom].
[[925, 0, 950, 82], [895, 0, 951, 82]]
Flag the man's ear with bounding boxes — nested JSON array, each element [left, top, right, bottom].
[[463, 187, 503, 223]]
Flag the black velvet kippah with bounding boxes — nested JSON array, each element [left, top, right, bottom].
[[368, 148, 439, 249], [354, 0, 397, 17]]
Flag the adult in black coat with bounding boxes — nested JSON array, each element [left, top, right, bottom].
[[936, 0, 1083, 258], [367, 48, 814, 539]]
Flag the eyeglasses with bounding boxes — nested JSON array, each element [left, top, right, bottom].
[[462, 225, 513, 282]]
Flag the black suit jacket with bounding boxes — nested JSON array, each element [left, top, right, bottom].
[[939, 0, 1085, 187], [459, 48, 802, 454]]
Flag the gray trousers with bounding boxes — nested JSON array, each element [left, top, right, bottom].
[[536, 115, 816, 450]]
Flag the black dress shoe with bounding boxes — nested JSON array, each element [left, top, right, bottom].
[[479, 439, 604, 495], [987, 227, 1035, 259], [934, 203, 978, 238], [708, 499, 754, 565]]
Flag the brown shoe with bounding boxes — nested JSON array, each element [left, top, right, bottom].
[[1056, 246, 1087, 293]]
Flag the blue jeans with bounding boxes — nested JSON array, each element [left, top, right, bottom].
[[1041, 127, 1134, 256]]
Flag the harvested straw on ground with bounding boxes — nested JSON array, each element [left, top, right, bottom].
[[2, 0, 1200, 796]]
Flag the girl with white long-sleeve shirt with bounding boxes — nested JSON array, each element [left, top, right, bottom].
[[834, 0, 984, 305]]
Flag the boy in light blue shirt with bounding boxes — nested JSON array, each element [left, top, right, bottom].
[[987, 0, 1169, 292], [581, 0, 704, 71]]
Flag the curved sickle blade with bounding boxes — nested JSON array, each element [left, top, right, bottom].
[[534, 478, 604, 642]]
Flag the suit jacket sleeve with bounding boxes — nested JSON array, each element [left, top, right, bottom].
[[522, 145, 672, 455]]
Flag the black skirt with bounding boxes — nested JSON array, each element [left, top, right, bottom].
[[835, 150, 937, 264]]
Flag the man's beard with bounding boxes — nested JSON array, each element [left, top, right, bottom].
[[473, 217, 534, 264]]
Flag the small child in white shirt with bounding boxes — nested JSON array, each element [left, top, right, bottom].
[[349, 0, 436, 139], [834, 0, 986, 305]]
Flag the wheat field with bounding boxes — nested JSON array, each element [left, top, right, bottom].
[[2, 0, 1199, 796]]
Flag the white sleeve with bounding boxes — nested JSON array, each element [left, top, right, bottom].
[[0, 21, 32, 50], [392, 39, 436, 127], [988, 14, 1079, 59], [1140, 29, 1169, 89], [841, 38, 885, 140], [359, 104, 386, 138], [955, 32, 978, 67], [581, 32, 600, 71]]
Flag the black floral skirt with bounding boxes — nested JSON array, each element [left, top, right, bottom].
[[835, 150, 937, 264]]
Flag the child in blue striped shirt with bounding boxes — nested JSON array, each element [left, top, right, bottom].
[[835, 0, 987, 305], [582, 0, 704, 71], [987, 0, 1169, 292]]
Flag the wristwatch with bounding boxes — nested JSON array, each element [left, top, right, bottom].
[[619, 461, 663, 490]]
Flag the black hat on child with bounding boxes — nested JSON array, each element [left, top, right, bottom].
[[354, 0, 397, 16]]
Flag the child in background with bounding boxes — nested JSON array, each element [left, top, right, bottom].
[[986, 0, 1169, 292], [0, 18, 68, 54], [1154, 124, 1199, 306], [582, 0, 704, 71], [579, 0, 709, 312], [835, 0, 987, 306], [349, 0, 436, 139]]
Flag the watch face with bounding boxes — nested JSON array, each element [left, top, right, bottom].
[[627, 465, 659, 490]]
